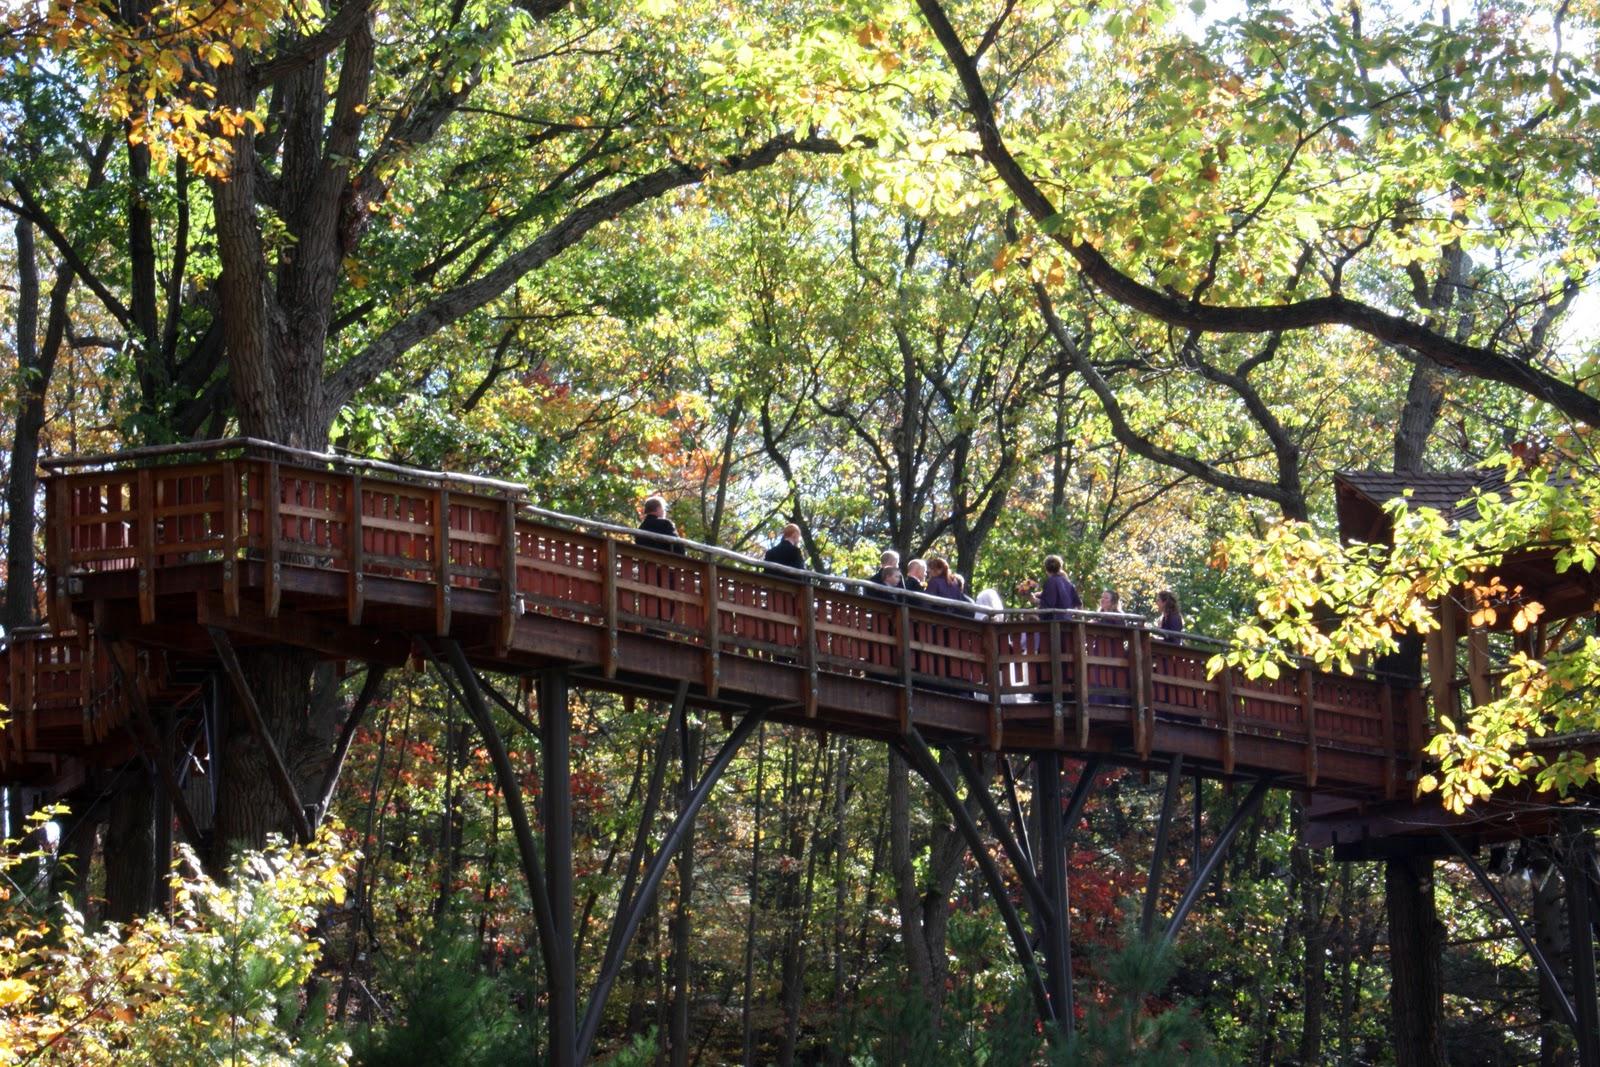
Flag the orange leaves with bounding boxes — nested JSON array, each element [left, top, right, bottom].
[[1462, 575, 1543, 633]]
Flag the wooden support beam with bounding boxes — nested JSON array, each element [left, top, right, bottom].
[[313, 666, 387, 826], [800, 583, 818, 719], [702, 561, 720, 699], [1036, 750, 1075, 1031], [600, 539, 618, 679], [497, 497, 518, 657], [1300, 665, 1319, 788], [1072, 621, 1090, 749], [1048, 621, 1065, 747], [48, 476, 71, 629], [1218, 663, 1237, 776], [196, 592, 409, 665], [1141, 753, 1183, 939], [346, 472, 365, 626], [207, 626, 314, 844], [1425, 596, 1456, 727], [105, 641, 205, 855], [265, 460, 282, 618], [1466, 626, 1493, 706], [433, 487, 452, 636], [222, 460, 241, 617], [136, 467, 156, 625], [540, 669, 576, 1067], [1139, 631, 1156, 760]]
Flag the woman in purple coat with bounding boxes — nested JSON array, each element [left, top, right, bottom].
[[923, 556, 967, 602]]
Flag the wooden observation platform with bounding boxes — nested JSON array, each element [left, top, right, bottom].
[[4, 440, 1597, 1062]]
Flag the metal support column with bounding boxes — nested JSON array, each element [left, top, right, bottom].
[[1441, 831, 1576, 1031], [1141, 753, 1183, 940], [1163, 778, 1270, 947], [1036, 751, 1075, 1032], [576, 709, 764, 1064], [541, 669, 576, 1067], [1566, 833, 1600, 1067], [898, 729, 1055, 1030]]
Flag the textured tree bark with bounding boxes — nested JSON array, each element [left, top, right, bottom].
[[4, 220, 72, 631], [1385, 855, 1448, 1067], [103, 770, 157, 923], [211, 649, 341, 865]]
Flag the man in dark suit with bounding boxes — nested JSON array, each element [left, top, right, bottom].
[[763, 523, 805, 574], [868, 549, 899, 584], [637, 495, 685, 555]]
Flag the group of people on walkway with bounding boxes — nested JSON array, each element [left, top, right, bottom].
[[635, 497, 1187, 634]]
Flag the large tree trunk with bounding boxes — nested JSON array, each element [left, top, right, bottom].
[[1385, 855, 1447, 1066], [211, 649, 342, 862], [4, 220, 72, 631], [103, 769, 157, 923]]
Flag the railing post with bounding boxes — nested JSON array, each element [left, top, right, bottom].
[[1048, 620, 1065, 746], [1218, 663, 1237, 776], [48, 476, 71, 629], [136, 466, 156, 624], [1300, 665, 1319, 787], [1073, 622, 1090, 749], [1130, 630, 1148, 758], [498, 497, 518, 656], [984, 622, 1002, 750], [897, 601, 913, 733], [434, 487, 452, 636], [801, 583, 818, 718], [265, 460, 282, 618], [346, 471, 364, 625], [1379, 682, 1397, 800], [600, 539, 618, 678], [703, 561, 721, 698], [222, 461, 241, 617]]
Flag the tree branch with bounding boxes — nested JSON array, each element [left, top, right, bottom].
[[322, 133, 848, 419], [914, 0, 1600, 427]]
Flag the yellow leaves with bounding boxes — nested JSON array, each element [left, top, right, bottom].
[[0, 977, 33, 1007]]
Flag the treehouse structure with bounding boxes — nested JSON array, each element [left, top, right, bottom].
[[1, 441, 1596, 1063], [1318, 468, 1600, 1060]]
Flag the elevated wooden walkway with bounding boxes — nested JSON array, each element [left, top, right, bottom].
[[18, 440, 1420, 802]]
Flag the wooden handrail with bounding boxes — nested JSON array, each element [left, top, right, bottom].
[[33, 451, 1424, 773]]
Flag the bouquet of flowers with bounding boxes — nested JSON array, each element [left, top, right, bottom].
[[1015, 577, 1037, 597]]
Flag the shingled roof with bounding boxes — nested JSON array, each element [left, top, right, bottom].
[[1334, 468, 1510, 531]]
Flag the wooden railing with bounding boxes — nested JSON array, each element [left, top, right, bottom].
[[0, 628, 131, 767], [40, 443, 1419, 785]]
